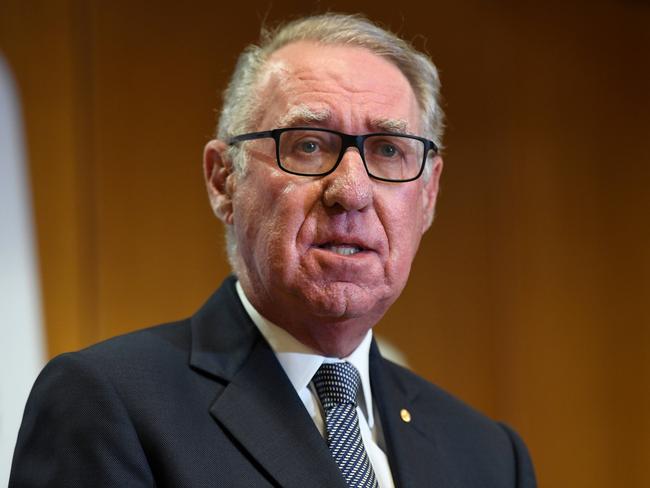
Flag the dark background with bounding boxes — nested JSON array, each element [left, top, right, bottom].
[[1, 1, 648, 486]]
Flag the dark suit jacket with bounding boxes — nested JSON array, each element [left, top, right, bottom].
[[11, 276, 536, 487]]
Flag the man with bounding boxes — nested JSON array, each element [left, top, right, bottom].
[[11, 13, 536, 487]]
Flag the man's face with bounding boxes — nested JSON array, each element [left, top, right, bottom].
[[206, 41, 442, 356]]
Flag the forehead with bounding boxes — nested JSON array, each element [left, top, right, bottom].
[[255, 41, 421, 133]]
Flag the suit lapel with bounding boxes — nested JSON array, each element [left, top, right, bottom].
[[189, 277, 346, 488], [370, 342, 460, 488], [210, 338, 347, 488]]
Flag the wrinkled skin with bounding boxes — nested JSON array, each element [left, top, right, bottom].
[[204, 41, 443, 357]]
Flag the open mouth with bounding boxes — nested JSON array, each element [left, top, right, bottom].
[[317, 244, 365, 256]]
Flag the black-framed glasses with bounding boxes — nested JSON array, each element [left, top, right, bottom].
[[228, 127, 438, 183]]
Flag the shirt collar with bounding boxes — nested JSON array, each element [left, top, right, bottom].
[[235, 280, 375, 427]]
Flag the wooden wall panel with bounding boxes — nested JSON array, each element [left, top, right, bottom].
[[0, 0, 99, 353], [85, 2, 232, 337], [1, 1, 648, 486]]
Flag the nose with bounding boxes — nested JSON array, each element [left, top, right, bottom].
[[322, 148, 373, 211]]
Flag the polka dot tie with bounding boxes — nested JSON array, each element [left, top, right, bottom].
[[313, 362, 379, 488]]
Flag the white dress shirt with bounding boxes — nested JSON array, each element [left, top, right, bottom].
[[235, 281, 395, 488]]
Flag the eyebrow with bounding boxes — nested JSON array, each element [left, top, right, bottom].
[[371, 118, 410, 134], [277, 105, 332, 128], [276, 107, 410, 135]]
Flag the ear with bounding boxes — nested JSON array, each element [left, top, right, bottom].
[[421, 155, 443, 233], [203, 139, 235, 224]]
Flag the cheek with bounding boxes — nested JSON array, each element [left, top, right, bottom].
[[235, 176, 318, 271], [382, 190, 425, 272]]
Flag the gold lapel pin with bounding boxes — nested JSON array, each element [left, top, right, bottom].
[[400, 408, 411, 423]]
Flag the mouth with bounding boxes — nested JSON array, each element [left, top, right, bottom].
[[317, 243, 365, 256]]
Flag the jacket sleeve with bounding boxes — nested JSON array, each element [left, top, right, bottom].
[[498, 422, 537, 488], [10, 352, 154, 487]]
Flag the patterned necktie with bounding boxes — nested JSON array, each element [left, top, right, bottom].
[[312, 362, 380, 488]]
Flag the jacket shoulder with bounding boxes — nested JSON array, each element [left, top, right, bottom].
[[8, 323, 192, 487], [74, 319, 192, 369], [381, 359, 493, 424], [378, 359, 537, 487]]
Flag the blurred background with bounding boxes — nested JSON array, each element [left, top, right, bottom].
[[1, 0, 648, 486]]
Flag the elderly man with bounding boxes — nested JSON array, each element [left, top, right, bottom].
[[11, 13, 536, 488]]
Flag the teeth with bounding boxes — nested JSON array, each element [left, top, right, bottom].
[[324, 245, 362, 256]]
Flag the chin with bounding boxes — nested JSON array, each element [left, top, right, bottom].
[[300, 280, 391, 321]]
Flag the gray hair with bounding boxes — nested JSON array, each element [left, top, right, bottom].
[[217, 13, 444, 170], [216, 13, 445, 269]]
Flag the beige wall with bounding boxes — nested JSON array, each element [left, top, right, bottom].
[[1, 1, 648, 486]]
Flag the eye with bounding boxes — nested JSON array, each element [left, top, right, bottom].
[[298, 140, 319, 154], [378, 143, 398, 158], [370, 139, 405, 160]]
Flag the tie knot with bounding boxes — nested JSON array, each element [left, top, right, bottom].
[[312, 362, 361, 411]]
